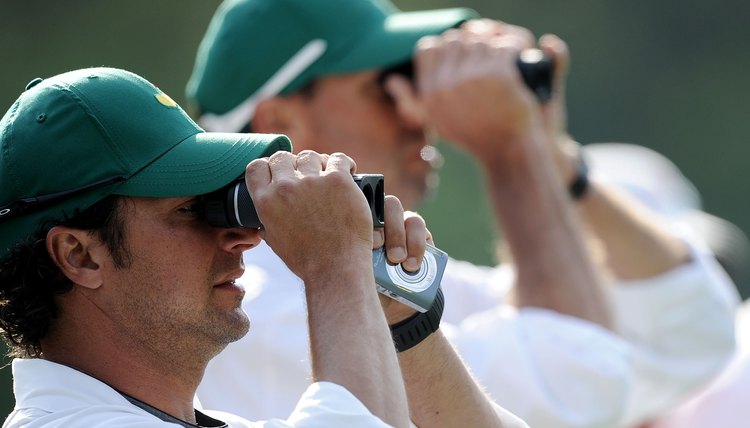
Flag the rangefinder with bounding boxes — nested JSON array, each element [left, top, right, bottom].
[[202, 174, 385, 229], [518, 49, 554, 103], [380, 48, 554, 103], [201, 173, 448, 311]]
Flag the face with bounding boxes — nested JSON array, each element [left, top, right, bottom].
[[284, 70, 437, 211], [96, 196, 260, 360]]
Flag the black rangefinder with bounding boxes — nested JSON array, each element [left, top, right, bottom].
[[202, 174, 385, 229], [379, 48, 554, 103], [518, 49, 554, 103]]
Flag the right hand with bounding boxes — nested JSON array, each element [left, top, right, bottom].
[[414, 20, 542, 160], [244, 150, 374, 279]]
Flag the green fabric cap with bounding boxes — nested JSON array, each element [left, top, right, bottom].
[[186, 0, 478, 131], [0, 67, 291, 258]]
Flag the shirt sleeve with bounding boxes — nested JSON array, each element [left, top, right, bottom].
[[277, 382, 392, 428], [441, 231, 738, 428], [444, 306, 632, 428], [610, 231, 739, 426], [203, 382, 392, 428]]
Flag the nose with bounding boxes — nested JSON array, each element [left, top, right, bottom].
[[218, 227, 262, 253]]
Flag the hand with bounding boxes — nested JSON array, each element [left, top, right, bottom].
[[244, 150, 374, 279], [372, 197, 434, 324], [460, 20, 581, 184], [415, 21, 542, 159]]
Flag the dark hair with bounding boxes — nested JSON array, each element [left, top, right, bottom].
[[0, 195, 130, 358]]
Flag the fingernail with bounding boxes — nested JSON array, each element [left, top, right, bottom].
[[389, 247, 406, 261], [404, 257, 420, 272]]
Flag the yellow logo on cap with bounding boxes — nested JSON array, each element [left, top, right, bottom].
[[155, 92, 177, 107]]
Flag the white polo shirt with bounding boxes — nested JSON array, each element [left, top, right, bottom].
[[4, 358, 391, 428]]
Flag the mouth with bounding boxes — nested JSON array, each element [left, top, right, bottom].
[[214, 269, 246, 290], [213, 280, 246, 302]]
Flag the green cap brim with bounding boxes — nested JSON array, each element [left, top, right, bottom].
[[118, 132, 291, 197], [318, 8, 478, 76]]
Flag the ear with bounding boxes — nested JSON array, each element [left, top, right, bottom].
[[46, 226, 105, 290], [253, 96, 309, 139]]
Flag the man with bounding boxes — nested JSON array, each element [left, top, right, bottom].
[[0, 67, 526, 427], [186, 0, 738, 426]]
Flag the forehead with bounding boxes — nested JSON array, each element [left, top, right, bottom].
[[122, 196, 194, 214], [313, 69, 381, 90]]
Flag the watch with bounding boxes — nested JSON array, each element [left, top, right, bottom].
[[569, 143, 590, 200], [389, 287, 444, 353]]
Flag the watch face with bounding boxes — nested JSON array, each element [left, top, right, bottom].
[[372, 244, 447, 312]]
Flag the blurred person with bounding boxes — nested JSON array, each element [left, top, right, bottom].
[[583, 143, 750, 428], [640, 299, 750, 428], [0, 68, 526, 428], [185, 0, 738, 426], [584, 142, 750, 293]]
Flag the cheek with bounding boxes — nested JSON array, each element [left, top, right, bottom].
[[128, 222, 214, 274]]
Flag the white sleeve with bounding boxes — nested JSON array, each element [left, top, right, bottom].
[[442, 231, 738, 428], [280, 382, 392, 428], [444, 306, 632, 428], [611, 232, 739, 426], [439, 257, 512, 324]]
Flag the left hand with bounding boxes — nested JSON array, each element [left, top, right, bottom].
[[372, 195, 434, 323]]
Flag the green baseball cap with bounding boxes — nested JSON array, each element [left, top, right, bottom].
[[0, 67, 291, 258], [186, 0, 478, 132]]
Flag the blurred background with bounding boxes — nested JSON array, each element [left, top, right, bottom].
[[1, 0, 748, 416]]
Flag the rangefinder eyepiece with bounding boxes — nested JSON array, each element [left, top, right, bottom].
[[201, 174, 385, 228]]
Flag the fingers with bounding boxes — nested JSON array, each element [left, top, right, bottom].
[[244, 157, 271, 196], [267, 150, 297, 181], [539, 33, 569, 101], [401, 212, 427, 272], [325, 152, 357, 177], [416, 27, 530, 98], [382, 196, 428, 272], [248, 151, 355, 188], [539, 34, 569, 77], [294, 150, 328, 176], [383, 195, 407, 262]]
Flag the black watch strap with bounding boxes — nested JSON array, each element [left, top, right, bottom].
[[389, 287, 444, 353], [569, 144, 590, 200]]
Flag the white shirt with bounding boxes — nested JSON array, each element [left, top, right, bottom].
[[647, 301, 750, 428], [5, 359, 391, 428], [196, 230, 738, 428]]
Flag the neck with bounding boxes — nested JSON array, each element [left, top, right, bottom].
[[41, 294, 212, 424]]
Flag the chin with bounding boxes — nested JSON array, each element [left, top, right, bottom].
[[211, 308, 251, 344]]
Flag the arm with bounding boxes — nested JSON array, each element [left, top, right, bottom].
[[378, 198, 522, 427], [398, 330, 529, 428], [245, 150, 409, 428], [414, 24, 610, 327], [537, 32, 691, 281], [557, 138, 692, 280], [412, 21, 735, 427]]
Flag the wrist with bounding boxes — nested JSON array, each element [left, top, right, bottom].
[[389, 287, 444, 353]]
